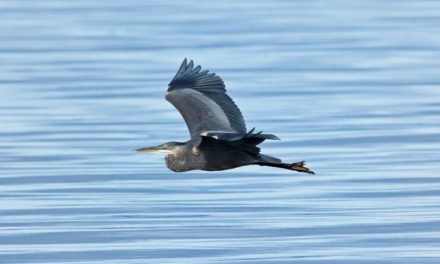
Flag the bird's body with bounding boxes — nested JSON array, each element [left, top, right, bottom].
[[162, 132, 282, 172], [136, 59, 314, 174], [164, 140, 254, 172]]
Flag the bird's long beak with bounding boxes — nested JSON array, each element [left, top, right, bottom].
[[134, 146, 172, 154]]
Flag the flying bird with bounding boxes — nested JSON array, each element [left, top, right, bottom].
[[136, 59, 314, 174]]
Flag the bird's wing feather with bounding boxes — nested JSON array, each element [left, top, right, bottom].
[[166, 89, 236, 141], [166, 58, 247, 142]]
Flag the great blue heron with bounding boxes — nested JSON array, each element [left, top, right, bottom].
[[136, 59, 314, 174]]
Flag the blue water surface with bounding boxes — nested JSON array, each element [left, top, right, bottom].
[[1, 0, 440, 263]]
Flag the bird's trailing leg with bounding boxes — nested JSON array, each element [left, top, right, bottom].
[[255, 161, 315, 174]]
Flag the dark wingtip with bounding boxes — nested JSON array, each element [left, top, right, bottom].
[[245, 128, 280, 140], [187, 59, 194, 70], [181, 58, 188, 68], [261, 134, 280, 140], [168, 58, 226, 93], [175, 58, 188, 75]]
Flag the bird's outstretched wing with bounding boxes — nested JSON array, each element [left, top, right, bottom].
[[165, 58, 247, 143]]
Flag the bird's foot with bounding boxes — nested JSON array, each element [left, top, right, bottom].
[[290, 161, 315, 175]]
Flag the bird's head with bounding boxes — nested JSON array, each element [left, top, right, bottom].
[[135, 141, 185, 155]]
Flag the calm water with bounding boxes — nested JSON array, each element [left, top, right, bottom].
[[1, 1, 440, 263]]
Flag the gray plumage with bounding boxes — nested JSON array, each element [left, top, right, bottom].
[[166, 58, 246, 141], [136, 59, 314, 174]]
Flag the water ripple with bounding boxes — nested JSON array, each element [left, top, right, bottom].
[[1, 0, 440, 263]]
